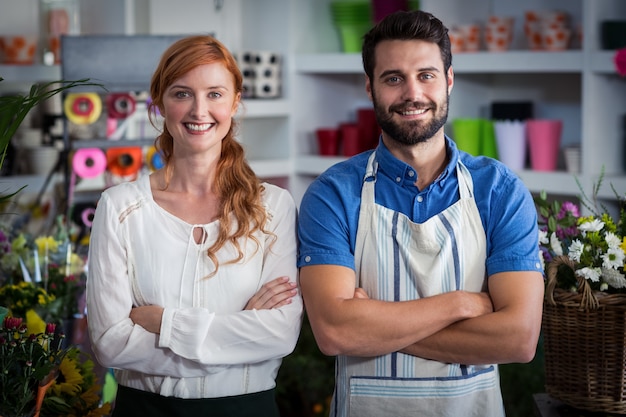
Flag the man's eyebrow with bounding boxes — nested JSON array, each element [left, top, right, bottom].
[[378, 66, 441, 79]]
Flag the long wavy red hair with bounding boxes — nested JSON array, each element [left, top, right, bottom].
[[148, 35, 272, 276]]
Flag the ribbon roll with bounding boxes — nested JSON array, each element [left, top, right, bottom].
[[106, 147, 143, 177], [145, 146, 165, 171], [72, 148, 107, 178], [106, 93, 136, 119], [64, 92, 103, 125], [81, 207, 96, 228]]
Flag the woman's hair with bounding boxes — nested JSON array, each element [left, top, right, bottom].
[[148, 34, 272, 276], [362, 10, 452, 80]]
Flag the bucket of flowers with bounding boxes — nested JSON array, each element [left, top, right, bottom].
[[0, 317, 67, 417], [536, 171, 626, 414]]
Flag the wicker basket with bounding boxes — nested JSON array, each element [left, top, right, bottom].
[[543, 255, 626, 414]]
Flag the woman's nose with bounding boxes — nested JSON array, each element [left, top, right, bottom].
[[190, 97, 209, 116]]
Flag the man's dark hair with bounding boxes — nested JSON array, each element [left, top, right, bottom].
[[362, 10, 452, 80]]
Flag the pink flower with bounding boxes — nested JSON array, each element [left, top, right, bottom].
[[45, 323, 56, 335], [615, 48, 626, 77], [3, 317, 23, 331], [559, 201, 580, 219]]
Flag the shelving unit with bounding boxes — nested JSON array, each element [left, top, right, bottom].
[[288, 0, 626, 204], [2, 0, 626, 208]]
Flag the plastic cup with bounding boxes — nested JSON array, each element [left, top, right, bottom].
[[340, 123, 361, 157], [452, 118, 482, 156], [527, 119, 562, 171], [316, 128, 340, 156], [494, 120, 527, 171]]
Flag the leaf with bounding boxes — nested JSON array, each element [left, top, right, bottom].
[[548, 216, 557, 234], [0, 78, 105, 201]]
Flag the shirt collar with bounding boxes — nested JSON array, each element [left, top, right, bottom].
[[375, 136, 459, 188]]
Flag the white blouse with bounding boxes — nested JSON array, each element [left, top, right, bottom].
[[86, 174, 302, 398]]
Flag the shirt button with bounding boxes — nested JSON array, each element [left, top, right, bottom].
[[535, 262, 542, 269], [417, 196, 424, 203], [395, 177, 402, 183], [408, 171, 415, 177], [305, 256, 311, 263]]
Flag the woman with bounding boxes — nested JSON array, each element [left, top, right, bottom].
[[86, 35, 302, 417]]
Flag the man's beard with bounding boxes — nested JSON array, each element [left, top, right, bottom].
[[374, 94, 450, 146]]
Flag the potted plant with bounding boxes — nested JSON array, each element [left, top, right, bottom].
[[536, 169, 626, 414], [0, 316, 68, 417]]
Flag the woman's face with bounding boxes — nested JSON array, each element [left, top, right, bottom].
[[162, 62, 240, 157]]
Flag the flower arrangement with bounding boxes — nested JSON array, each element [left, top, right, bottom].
[[0, 316, 67, 417], [0, 224, 86, 325], [40, 347, 112, 417], [535, 171, 626, 294]]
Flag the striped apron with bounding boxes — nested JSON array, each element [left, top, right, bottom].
[[331, 152, 504, 417]]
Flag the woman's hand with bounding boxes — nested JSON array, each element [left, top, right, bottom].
[[244, 276, 298, 310], [354, 287, 369, 299], [130, 305, 164, 334]]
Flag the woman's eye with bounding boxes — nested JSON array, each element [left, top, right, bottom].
[[209, 91, 222, 99], [175, 91, 191, 99]]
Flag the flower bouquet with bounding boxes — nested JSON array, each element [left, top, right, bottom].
[[536, 172, 626, 414], [0, 317, 67, 417]]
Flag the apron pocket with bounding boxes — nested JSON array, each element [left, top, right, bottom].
[[348, 366, 504, 417]]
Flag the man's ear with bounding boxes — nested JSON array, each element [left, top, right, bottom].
[[447, 66, 454, 95]]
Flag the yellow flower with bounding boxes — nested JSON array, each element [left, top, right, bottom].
[[26, 309, 45, 335], [35, 236, 60, 254], [10, 233, 27, 252], [49, 354, 83, 396]]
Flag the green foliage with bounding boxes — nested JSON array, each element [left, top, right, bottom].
[[0, 77, 104, 203], [276, 314, 335, 417]]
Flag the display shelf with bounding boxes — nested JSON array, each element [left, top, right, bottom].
[[589, 50, 621, 74], [0, 65, 61, 83], [295, 51, 589, 75], [295, 155, 347, 175], [240, 99, 291, 118], [249, 159, 291, 178]]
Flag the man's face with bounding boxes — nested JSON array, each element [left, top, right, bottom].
[[366, 39, 453, 146]]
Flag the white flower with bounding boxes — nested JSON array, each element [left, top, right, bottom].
[[578, 218, 604, 233], [605, 231, 622, 249], [539, 248, 545, 272], [602, 247, 626, 269], [602, 267, 626, 289], [600, 282, 609, 291], [549, 232, 563, 256], [539, 230, 548, 245], [576, 267, 602, 282], [568, 239, 585, 262]]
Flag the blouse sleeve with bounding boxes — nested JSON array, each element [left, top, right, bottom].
[[158, 186, 303, 365], [86, 191, 227, 377]]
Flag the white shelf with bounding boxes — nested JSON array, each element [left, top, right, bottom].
[[249, 159, 291, 178], [0, 65, 61, 83], [239, 98, 291, 118], [295, 50, 591, 75], [295, 155, 347, 175], [589, 51, 622, 74]]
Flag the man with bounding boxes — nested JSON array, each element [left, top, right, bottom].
[[297, 9, 544, 417]]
